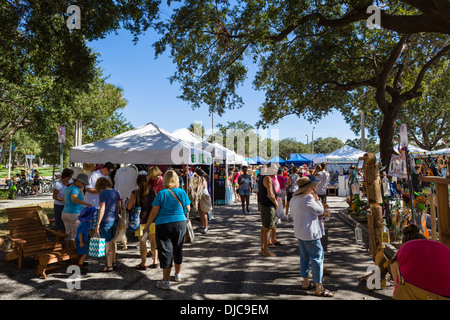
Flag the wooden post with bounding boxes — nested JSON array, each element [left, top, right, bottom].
[[429, 192, 437, 241], [419, 176, 450, 248], [363, 153, 388, 288]]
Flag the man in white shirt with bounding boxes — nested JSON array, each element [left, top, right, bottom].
[[85, 162, 115, 231]]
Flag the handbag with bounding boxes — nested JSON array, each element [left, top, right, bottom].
[[88, 234, 106, 257], [168, 189, 194, 244], [128, 206, 141, 232], [127, 191, 141, 232], [200, 193, 212, 212]]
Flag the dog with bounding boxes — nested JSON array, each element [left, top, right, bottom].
[[0, 236, 12, 253], [113, 211, 128, 250]]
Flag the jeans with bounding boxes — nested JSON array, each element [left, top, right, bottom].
[[298, 238, 324, 284]]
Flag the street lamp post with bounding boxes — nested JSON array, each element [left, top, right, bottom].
[[312, 127, 315, 154], [305, 134, 308, 152]]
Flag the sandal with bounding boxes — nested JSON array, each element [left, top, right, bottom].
[[149, 263, 158, 268], [301, 282, 316, 291], [315, 289, 335, 297], [112, 263, 118, 270], [135, 264, 148, 270], [268, 243, 276, 248], [100, 266, 114, 272], [273, 241, 284, 246]]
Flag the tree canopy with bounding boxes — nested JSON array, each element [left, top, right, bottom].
[[154, 0, 450, 166]]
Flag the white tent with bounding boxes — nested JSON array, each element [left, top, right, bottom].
[[172, 128, 214, 163], [314, 145, 366, 164], [69, 122, 212, 165], [394, 144, 429, 154], [212, 143, 245, 164]]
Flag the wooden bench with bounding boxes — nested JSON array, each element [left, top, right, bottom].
[[35, 248, 79, 279], [5, 206, 78, 279]]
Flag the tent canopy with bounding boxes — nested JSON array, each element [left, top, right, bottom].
[[252, 155, 268, 165], [286, 153, 310, 165], [172, 128, 215, 155], [314, 145, 366, 164], [69, 122, 211, 165], [211, 142, 245, 164], [268, 155, 286, 165]]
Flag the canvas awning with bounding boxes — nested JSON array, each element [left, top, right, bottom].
[[69, 122, 212, 165]]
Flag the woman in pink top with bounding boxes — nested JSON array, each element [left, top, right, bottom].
[[231, 167, 240, 203], [269, 174, 284, 246]]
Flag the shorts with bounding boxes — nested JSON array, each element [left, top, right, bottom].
[[233, 183, 239, 187], [76, 239, 88, 256], [135, 222, 155, 237], [100, 219, 119, 243], [238, 189, 250, 196], [260, 205, 276, 229], [280, 189, 286, 199], [287, 192, 294, 202]]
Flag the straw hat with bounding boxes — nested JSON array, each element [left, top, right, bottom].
[[296, 175, 320, 194], [74, 173, 89, 185]]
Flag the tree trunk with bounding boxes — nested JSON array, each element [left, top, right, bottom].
[[378, 103, 403, 169]]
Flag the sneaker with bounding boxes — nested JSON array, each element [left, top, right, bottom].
[[174, 273, 182, 282], [202, 228, 209, 234], [156, 280, 170, 290]]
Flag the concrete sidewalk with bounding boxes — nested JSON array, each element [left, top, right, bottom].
[[0, 193, 54, 210], [0, 195, 394, 301]]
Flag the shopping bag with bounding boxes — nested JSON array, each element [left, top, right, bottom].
[[184, 219, 195, 244], [275, 197, 284, 219], [88, 236, 106, 257]]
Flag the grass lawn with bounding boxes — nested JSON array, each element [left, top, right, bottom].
[[0, 166, 57, 179], [0, 201, 54, 237]]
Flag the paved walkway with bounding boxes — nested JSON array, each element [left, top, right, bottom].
[[0, 193, 53, 210], [0, 195, 394, 303]]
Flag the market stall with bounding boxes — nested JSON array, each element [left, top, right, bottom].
[[210, 142, 245, 205], [69, 122, 212, 202], [70, 122, 211, 165], [314, 145, 367, 197]]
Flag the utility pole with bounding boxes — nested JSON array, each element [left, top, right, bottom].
[[361, 110, 366, 151]]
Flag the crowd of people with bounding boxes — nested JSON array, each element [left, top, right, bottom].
[[51, 162, 211, 289], [46, 160, 448, 299]]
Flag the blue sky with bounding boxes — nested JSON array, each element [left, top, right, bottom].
[[89, 29, 360, 144]]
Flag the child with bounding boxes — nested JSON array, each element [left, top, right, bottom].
[[94, 177, 121, 272], [75, 206, 96, 274]]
